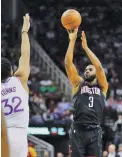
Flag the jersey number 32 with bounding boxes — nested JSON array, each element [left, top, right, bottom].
[[2, 97, 24, 116], [89, 96, 94, 107]]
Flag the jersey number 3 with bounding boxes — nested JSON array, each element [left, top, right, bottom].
[[89, 96, 94, 107]]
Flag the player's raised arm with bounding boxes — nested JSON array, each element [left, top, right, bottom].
[[81, 31, 108, 95], [64, 28, 83, 89], [14, 14, 30, 83]]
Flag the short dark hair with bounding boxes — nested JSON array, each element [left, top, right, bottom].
[[1, 57, 12, 81]]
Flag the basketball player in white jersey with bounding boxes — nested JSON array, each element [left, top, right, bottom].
[[1, 14, 30, 157], [1, 109, 10, 157]]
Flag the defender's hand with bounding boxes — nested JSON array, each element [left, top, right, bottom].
[[81, 31, 88, 50], [67, 28, 78, 42], [22, 13, 30, 33]]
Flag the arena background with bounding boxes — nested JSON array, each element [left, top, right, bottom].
[[1, 0, 122, 156]]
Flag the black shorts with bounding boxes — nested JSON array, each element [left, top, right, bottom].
[[69, 123, 102, 157]]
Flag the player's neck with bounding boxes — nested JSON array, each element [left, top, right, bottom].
[[86, 78, 97, 86]]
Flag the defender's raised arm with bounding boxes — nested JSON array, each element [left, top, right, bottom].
[[14, 14, 30, 84]]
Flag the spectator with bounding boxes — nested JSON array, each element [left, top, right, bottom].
[[103, 151, 108, 157], [28, 142, 37, 157], [118, 144, 122, 157], [108, 144, 119, 157], [27, 151, 32, 157], [55, 97, 72, 120], [113, 114, 122, 132], [113, 113, 122, 146], [56, 152, 64, 157], [106, 93, 122, 112], [30, 112, 44, 125]]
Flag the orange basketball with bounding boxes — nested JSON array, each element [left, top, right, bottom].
[[61, 9, 82, 30]]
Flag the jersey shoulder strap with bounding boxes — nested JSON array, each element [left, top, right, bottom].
[[73, 80, 85, 98]]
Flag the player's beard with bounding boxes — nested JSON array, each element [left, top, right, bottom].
[[84, 74, 96, 82]]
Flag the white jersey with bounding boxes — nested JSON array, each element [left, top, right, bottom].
[[1, 76, 29, 130]]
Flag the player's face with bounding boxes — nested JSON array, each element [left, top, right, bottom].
[[84, 65, 96, 82]]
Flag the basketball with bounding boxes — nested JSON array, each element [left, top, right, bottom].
[[61, 9, 82, 30]]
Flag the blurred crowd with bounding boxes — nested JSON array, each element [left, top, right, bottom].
[[27, 141, 122, 157], [27, 141, 65, 157], [1, 1, 122, 155]]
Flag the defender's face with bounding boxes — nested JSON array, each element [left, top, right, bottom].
[[84, 65, 96, 82]]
